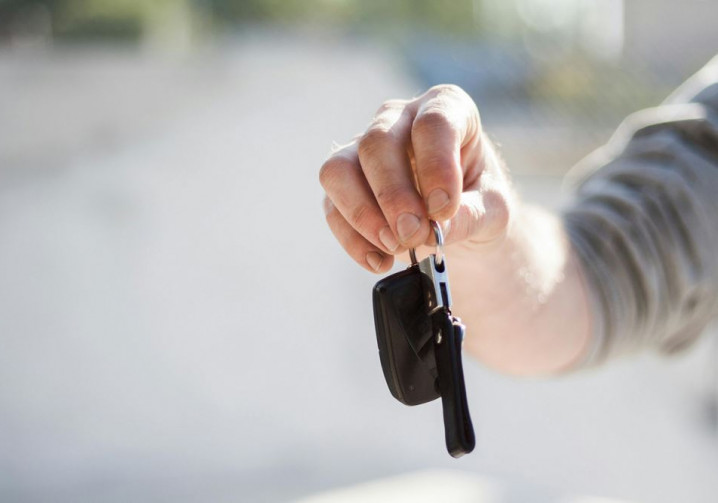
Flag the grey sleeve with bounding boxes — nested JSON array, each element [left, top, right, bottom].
[[563, 55, 718, 366]]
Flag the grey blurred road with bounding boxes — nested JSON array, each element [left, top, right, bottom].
[[0, 31, 717, 502]]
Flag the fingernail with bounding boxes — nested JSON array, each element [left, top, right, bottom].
[[366, 252, 383, 271], [427, 189, 449, 215], [379, 226, 399, 252], [323, 198, 334, 215], [396, 213, 421, 243]]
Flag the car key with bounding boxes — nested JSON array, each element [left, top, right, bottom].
[[372, 220, 475, 457], [373, 262, 439, 406]]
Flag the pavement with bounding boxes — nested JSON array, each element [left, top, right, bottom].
[[0, 30, 717, 502]]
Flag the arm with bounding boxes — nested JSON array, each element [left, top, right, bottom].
[[452, 50, 718, 372], [320, 59, 718, 375], [562, 56, 718, 365]]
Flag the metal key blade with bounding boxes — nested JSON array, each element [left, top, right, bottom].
[[418, 254, 452, 315]]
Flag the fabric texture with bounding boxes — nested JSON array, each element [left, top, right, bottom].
[[563, 55, 718, 365]]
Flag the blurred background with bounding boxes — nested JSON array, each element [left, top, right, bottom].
[[1, 1, 717, 502]]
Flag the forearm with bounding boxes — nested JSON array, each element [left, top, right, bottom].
[[449, 57, 718, 373], [446, 203, 592, 375]]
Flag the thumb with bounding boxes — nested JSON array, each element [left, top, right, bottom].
[[443, 156, 514, 246]]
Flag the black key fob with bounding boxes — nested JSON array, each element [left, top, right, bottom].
[[372, 221, 475, 458], [373, 266, 439, 406]]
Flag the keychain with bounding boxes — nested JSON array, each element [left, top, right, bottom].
[[372, 220, 475, 457]]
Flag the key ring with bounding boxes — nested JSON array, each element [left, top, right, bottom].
[[409, 220, 444, 267], [432, 220, 445, 267]]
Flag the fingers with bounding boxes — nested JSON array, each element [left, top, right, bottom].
[[357, 101, 431, 249], [320, 85, 502, 273], [323, 196, 394, 273], [411, 85, 482, 222], [320, 142, 401, 254], [320, 141, 399, 272]]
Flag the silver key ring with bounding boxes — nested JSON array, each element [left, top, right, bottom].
[[409, 220, 444, 267], [431, 220, 444, 267]]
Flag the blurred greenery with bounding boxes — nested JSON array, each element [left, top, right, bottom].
[[207, 0, 479, 35], [0, 0, 671, 126], [0, 0, 482, 40]]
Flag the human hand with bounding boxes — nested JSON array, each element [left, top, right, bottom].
[[320, 84, 514, 273]]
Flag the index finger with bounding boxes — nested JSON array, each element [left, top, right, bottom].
[[410, 85, 482, 221]]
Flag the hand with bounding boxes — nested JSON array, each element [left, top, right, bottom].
[[320, 84, 514, 272], [320, 85, 592, 374]]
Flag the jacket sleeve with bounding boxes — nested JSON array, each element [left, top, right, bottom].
[[563, 55, 718, 366]]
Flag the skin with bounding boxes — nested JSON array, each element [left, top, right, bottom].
[[320, 84, 593, 376]]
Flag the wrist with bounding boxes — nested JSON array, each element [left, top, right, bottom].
[[445, 203, 592, 375]]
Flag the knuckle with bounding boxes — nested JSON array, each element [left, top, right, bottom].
[[374, 184, 414, 209], [440, 83, 468, 98], [357, 126, 395, 159], [349, 203, 373, 231], [440, 83, 471, 100], [412, 108, 453, 137], [318, 160, 337, 189], [322, 196, 334, 217], [324, 207, 339, 227], [318, 156, 349, 190], [419, 84, 479, 130], [425, 83, 466, 102]]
